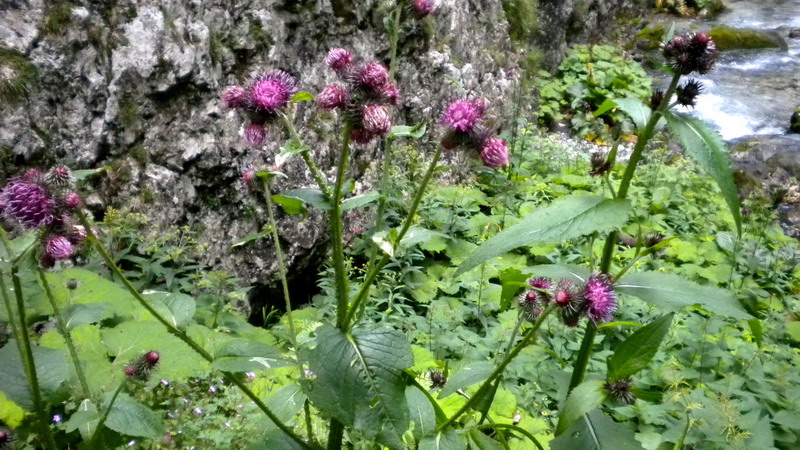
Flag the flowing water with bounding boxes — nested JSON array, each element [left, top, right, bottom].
[[657, 0, 800, 141]]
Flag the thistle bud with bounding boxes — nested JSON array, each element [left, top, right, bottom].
[[648, 89, 665, 110], [325, 48, 353, 74], [412, 0, 436, 19], [429, 370, 446, 388], [317, 84, 349, 110], [676, 79, 704, 107], [221, 85, 248, 109], [64, 192, 81, 209], [0, 179, 56, 229], [0, 428, 14, 450], [244, 123, 267, 148], [45, 235, 73, 261], [362, 104, 392, 136], [145, 351, 160, 365], [359, 61, 390, 90], [589, 152, 611, 176], [66, 279, 79, 290], [604, 378, 635, 405], [480, 138, 510, 168], [248, 70, 297, 113], [46, 166, 72, 189]]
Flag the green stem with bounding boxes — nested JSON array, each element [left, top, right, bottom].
[[304, 399, 314, 443], [343, 146, 443, 329], [37, 267, 90, 398], [0, 273, 24, 360], [569, 72, 682, 394], [331, 126, 352, 330], [387, 6, 402, 81], [326, 418, 344, 450], [77, 211, 315, 450], [279, 113, 331, 198], [11, 266, 58, 450], [262, 178, 298, 351], [473, 423, 544, 450], [88, 378, 126, 449], [437, 306, 556, 431], [374, 137, 395, 234]]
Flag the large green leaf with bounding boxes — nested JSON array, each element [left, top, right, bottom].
[[32, 268, 137, 318], [551, 410, 642, 450], [555, 380, 607, 436], [617, 271, 751, 320], [140, 291, 196, 327], [406, 385, 436, 440], [260, 384, 308, 440], [527, 264, 591, 283], [613, 97, 650, 130], [455, 196, 632, 276], [419, 430, 467, 450], [64, 399, 100, 440], [607, 313, 673, 380], [439, 361, 494, 398], [211, 338, 290, 373], [664, 111, 742, 235], [0, 341, 68, 410], [305, 325, 413, 449], [104, 393, 165, 438]]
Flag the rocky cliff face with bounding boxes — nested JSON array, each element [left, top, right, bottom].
[[0, 0, 645, 312]]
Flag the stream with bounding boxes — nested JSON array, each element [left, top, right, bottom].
[[654, 0, 800, 141]]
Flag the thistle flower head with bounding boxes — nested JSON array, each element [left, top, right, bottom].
[[244, 123, 267, 148], [605, 378, 635, 405], [480, 138, 510, 168], [63, 192, 81, 209], [663, 33, 716, 75], [0, 179, 56, 228], [317, 84, 349, 110], [589, 152, 611, 176], [362, 104, 392, 135], [358, 61, 390, 91], [23, 168, 43, 183], [649, 89, 665, 110], [325, 48, 353, 73], [429, 370, 446, 389], [45, 235, 73, 261], [145, 351, 160, 365], [221, 85, 248, 109], [554, 279, 581, 308], [412, 0, 436, 18], [442, 99, 484, 133], [583, 273, 617, 323], [66, 225, 87, 245], [46, 166, 72, 188], [241, 167, 256, 191], [0, 428, 14, 450], [126, 350, 160, 381], [676, 79, 704, 107], [248, 70, 297, 113]]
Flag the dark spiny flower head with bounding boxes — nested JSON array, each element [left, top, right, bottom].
[[325, 48, 353, 74], [583, 273, 618, 323], [605, 378, 635, 405], [412, 0, 436, 19], [248, 70, 297, 113], [46, 166, 73, 189], [317, 84, 349, 110], [589, 152, 612, 176], [649, 89, 666, 111], [676, 79, 704, 107], [645, 232, 666, 247], [64, 192, 81, 209], [126, 350, 160, 381], [429, 370, 446, 389], [0, 428, 14, 450], [244, 123, 267, 148], [0, 179, 56, 228], [554, 279, 582, 308], [561, 305, 583, 327], [662, 32, 716, 75]]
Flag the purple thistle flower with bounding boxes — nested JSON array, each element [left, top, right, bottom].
[[241, 168, 256, 191], [45, 235, 73, 261], [480, 138, 510, 168], [358, 61, 389, 91], [583, 273, 617, 323], [442, 99, 484, 133], [412, 0, 436, 18], [64, 192, 81, 209], [248, 70, 297, 113], [529, 276, 553, 290], [350, 127, 376, 145], [317, 84, 349, 110], [325, 48, 353, 73], [23, 168, 43, 183], [244, 123, 267, 148], [66, 225, 87, 245], [45, 166, 72, 189], [554, 279, 581, 307], [362, 104, 392, 135], [0, 180, 56, 228], [0, 428, 13, 450], [221, 85, 248, 109]]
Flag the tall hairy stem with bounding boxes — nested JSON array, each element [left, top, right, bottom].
[[87, 379, 126, 449], [77, 211, 317, 450], [37, 267, 90, 398], [279, 113, 331, 199], [343, 145, 443, 329], [331, 126, 352, 330], [568, 72, 683, 394], [262, 178, 298, 348]]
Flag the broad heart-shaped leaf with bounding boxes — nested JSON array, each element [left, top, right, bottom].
[[664, 111, 742, 235], [141, 291, 196, 327], [551, 410, 642, 450], [419, 430, 467, 450], [439, 361, 494, 398], [0, 341, 68, 410], [456, 196, 632, 277], [304, 325, 413, 449], [64, 399, 99, 440], [271, 195, 308, 216], [259, 384, 308, 441], [613, 97, 650, 130], [32, 268, 137, 319], [211, 338, 290, 373], [607, 314, 673, 380], [279, 188, 331, 211], [389, 124, 427, 139], [342, 191, 381, 211], [526, 264, 591, 283], [555, 380, 607, 436], [406, 385, 436, 440], [104, 393, 165, 438], [617, 271, 751, 320]]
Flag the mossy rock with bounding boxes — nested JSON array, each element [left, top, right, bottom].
[[0, 47, 37, 105], [709, 26, 786, 51], [790, 106, 800, 134]]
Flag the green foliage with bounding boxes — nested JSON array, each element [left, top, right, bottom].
[[537, 45, 652, 139], [607, 313, 673, 380], [0, 47, 37, 104], [501, 0, 539, 42], [42, 2, 75, 35], [555, 380, 607, 436]]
